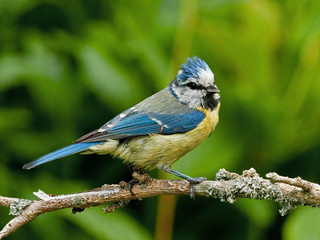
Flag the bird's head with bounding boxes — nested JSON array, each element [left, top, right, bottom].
[[170, 57, 220, 110]]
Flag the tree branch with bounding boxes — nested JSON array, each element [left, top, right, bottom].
[[1, 168, 320, 239]]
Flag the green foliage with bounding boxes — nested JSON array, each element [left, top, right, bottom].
[[1, 0, 320, 239], [283, 208, 320, 240], [62, 209, 151, 240]]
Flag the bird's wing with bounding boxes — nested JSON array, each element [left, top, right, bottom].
[[75, 109, 205, 143]]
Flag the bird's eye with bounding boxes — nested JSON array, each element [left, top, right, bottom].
[[187, 82, 198, 90]]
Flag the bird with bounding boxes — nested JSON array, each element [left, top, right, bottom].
[[23, 56, 220, 196]]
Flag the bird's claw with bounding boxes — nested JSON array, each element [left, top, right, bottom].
[[128, 179, 139, 196], [188, 177, 207, 199], [127, 165, 151, 196]]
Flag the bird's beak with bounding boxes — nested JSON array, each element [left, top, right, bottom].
[[207, 85, 220, 93]]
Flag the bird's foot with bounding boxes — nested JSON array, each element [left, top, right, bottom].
[[127, 165, 151, 196], [158, 165, 207, 199], [188, 177, 207, 199]]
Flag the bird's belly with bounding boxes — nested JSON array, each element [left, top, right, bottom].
[[111, 106, 219, 169]]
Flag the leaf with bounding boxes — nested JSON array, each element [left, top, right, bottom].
[[283, 207, 320, 240], [78, 45, 144, 110], [62, 208, 152, 240]]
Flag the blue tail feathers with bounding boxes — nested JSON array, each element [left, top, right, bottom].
[[23, 142, 103, 170]]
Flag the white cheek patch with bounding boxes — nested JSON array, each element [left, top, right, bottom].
[[172, 86, 204, 109]]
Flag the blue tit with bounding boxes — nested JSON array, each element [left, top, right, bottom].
[[23, 57, 220, 190]]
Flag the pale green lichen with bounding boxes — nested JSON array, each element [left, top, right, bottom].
[[9, 199, 32, 216], [204, 169, 305, 216], [215, 168, 234, 181], [72, 195, 84, 207]]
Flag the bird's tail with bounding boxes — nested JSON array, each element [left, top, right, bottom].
[[23, 142, 102, 170]]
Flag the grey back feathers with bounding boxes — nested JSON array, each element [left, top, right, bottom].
[[134, 88, 193, 114]]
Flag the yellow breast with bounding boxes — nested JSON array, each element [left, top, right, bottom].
[[195, 103, 220, 134]]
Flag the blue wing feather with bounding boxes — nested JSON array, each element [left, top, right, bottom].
[[22, 142, 103, 169], [77, 110, 205, 142], [152, 111, 204, 134], [107, 112, 160, 136]]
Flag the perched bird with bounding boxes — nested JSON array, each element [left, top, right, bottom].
[[23, 57, 220, 194]]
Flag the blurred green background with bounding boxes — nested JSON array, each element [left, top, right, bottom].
[[1, 0, 320, 239]]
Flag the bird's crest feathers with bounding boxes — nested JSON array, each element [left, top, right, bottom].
[[175, 57, 211, 84]]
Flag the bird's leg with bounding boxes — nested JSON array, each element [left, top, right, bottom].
[[159, 165, 207, 199], [128, 165, 151, 195]]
